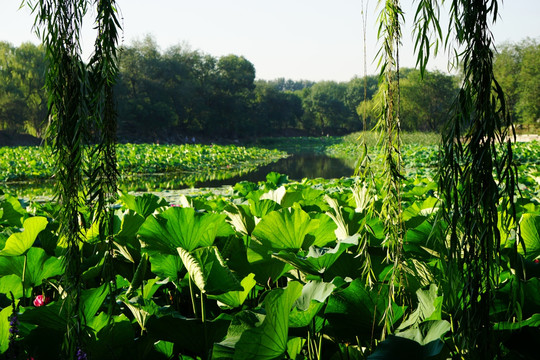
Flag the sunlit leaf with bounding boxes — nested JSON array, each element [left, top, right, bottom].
[[252, 207, 315, 251], [138, 207, 232, 254], [0, 216, 48, 256], [209, 273, 256, 308], [177, 246, 242, 295], [234, 281, 303, 359]]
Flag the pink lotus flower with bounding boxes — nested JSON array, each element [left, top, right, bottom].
[[33, 294, 51, 307], [534, 258, 539, 264]]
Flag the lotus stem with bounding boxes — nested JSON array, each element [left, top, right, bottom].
[[201, 292, 208, 359], [188, 276, 198, 318]]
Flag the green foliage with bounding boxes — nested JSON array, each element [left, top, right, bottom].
[[494, 38, 540, 124], [0, 143, 285, 183], [399, 70, 458, 131], [0, 41, 47, 136], [0, 169, 539, 358], [0, 216, 47, 256], [1, 34, 538, 141], [232, 282, 303, 359]]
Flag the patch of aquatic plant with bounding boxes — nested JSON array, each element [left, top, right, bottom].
[[0, 143, 286, 182], [1, 172, 539, 359]]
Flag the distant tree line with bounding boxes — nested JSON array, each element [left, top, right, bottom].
[[1, 36, 538, 140], [494, 38, 540, 124]]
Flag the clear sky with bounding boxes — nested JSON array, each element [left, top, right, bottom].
[[1, 0, 538, 82]]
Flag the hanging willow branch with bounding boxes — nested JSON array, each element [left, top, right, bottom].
[[27, 0, 121, 357], [87, 0, 121, 301], [375, 0, 404, 337], [29, 1, 89, 356], [437, 0, 518, 357]]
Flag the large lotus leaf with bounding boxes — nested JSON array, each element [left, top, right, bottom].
[[402, 198, 438, 226], [295, 186, 328, 212], [248, 198, 281, 218], [119, 192, 168, 218], [80, 284, 109, 323], [82, 220, 102, 244], [306, 213, 338, 248], [149, 252, 183, 283], [115, 209, 146, 241], [259, 186, 286, 204], [121, 298, 158, 332], [325, 195, 363, 240], [138, 207, 232, 254], [494, 313, 540, 330], [86, 312, 110, 334], [0, 274, 23, 299], [209, 273, 256, 308], [109, 210, 146, 264], [20, 284, 109, 335], [219, 235, 252, 277], [398, 284, 443, 331], [225, 204, 255, 236], [154, 340, 174, 359], [273, 235, 358, 275], [0, 306, 12, 354], [294, 280, 336, 311], [289, 280, 336, 328], [147, 313, 231, 355], [367, 335, 445, 360], [280, 191, 304, 209], [522, 277, 540, 316], [0, 194, 26, 227], [214, 310, 265, 360], [252, 207, 316, 251], [88, 314, 136, 360], [405, 220, 433, 245], [234, 281, 303, 360], [287, 337, 306, 360], [325, 280, 401, 342], [396, 320, 450, 346], [212, 343, 236, 359], [265, 172, 289, 188], [246, 241, 292, 284], [19, 300, 66, 332], [177, 246, 242, 295], [0, 216, 48, 256], [0, 247, 63, 296], [519, 213, 540, 259]]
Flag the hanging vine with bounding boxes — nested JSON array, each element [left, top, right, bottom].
[[27, 0, 121, 357], [440, 1, 518, 357], [375, 0, 404, 337], [87, 0, 121, 304], [410, 0, 519, 357]]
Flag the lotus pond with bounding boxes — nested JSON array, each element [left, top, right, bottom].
[[1, 138, 540, 359]]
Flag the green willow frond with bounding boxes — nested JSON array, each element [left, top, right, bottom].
[[27, 0, 121, 358], [375, 0, 404, 339], [438, 1, 519, 358]]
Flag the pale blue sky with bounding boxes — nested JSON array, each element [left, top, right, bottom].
[[1, 0, 538, 81]]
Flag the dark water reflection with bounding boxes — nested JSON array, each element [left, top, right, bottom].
[[124, 153, 357, 191], [4, 154, 357, 196], [191, 154, 356, 188]]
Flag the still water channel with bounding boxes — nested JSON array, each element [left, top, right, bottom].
[[6, 153, 357, 198], [187, 153, 356, 188]]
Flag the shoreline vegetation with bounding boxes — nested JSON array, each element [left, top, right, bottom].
[[2, 132, 540, 203], [1, 137, 540, 358]]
